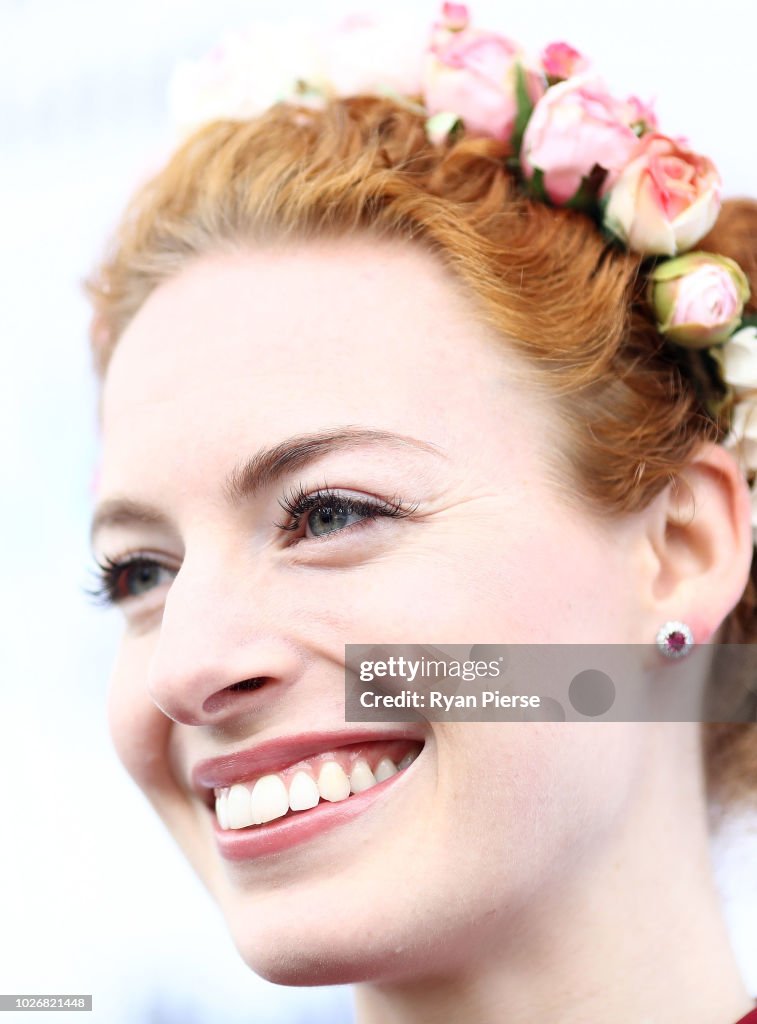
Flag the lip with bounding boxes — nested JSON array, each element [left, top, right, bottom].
[[192, 726, 425, 801], [212, 760, 416, 861]]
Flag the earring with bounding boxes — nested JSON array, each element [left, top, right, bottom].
[[656, 620, 694, 659]]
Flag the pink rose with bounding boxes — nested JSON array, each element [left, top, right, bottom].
[[520, 74, 639, 204], [602, 133, 722, 255], [648, 252, 750, 347], [422, 3, 545, 151], [540, 41, 589, 82], [439, 2, 469, 30]]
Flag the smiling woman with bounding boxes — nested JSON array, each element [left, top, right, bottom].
[[83, 6, 757, 1023]]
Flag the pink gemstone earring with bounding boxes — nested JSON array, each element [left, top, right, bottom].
[[656, 620, 694, 659]]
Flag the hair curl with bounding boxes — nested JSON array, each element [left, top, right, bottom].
[[85, 96, 757, 813]]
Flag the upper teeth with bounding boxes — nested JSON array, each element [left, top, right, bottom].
[[214, 747, 419, 831]]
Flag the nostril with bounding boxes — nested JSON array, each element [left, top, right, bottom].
[[226, 678, 267, 693], [202, 677, 269, 716]]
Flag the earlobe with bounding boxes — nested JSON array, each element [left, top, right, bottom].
[[644, 442, 753, 644]]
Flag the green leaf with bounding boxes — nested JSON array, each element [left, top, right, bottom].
[[563, 179, 594, 213], [564, 164, 606, 214], [526, 166, 549, 203], [700, 348, 734, 421], [599, 223, 624, 248], [511, 62, 535, 157]]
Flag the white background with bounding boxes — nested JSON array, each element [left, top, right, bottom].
[[1, 1, 756, 1021]]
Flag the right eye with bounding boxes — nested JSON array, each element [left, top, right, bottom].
[[84, 554, 176, 607]]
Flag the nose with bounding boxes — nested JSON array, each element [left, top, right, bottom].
[[145, 551, 306, 727]]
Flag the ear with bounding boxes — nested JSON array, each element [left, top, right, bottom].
[[637, 442, 754, 644]]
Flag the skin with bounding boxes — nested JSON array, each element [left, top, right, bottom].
[[93, 238, 755, 1023]]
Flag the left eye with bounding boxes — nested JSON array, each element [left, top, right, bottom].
[[305, 501, 371, 538]]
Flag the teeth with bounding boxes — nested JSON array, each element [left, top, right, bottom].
[[317, 761, 351, 802], [227, 783, 255, 829], [349, 759, 377, 794], [214, 745, 422, 829], [375, 757, 398, 782], [215, 791, 230, 830], [398, 750, 418, 770], [250, 774, 289, 824], [289, 771, 320, 812]]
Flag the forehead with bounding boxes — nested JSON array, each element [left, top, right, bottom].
[[98, 237, 534, 495]]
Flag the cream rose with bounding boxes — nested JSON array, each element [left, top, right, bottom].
[[602, 133, 721, 256]]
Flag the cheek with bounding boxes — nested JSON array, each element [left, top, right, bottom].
[[106, 632, 173, 795], [333, 513, 624, 645], [417, 720, 647, 946], [439, 720, 642, 847]]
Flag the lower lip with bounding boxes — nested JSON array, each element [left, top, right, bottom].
[[213, 760, 417, 861]]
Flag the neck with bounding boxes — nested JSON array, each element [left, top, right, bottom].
[[353, 726, 753, 1024]]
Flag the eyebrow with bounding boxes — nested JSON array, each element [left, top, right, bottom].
[[89, 426, 447, 548]]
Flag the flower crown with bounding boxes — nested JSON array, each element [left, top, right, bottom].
[[169, 3, 757, 538]]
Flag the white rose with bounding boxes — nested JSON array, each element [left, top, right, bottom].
[[722, 395, 757, 545], [723, 397, 757, 473], [715, 326, 757, 396], [324, 13, 427, 98], [168, 21, 329, 137]]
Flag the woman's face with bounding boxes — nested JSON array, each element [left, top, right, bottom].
[[94, 237, 655, 985]]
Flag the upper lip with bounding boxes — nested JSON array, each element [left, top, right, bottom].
[[191, 726, 425, 802]]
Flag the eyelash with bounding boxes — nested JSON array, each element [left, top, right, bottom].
[[274, 484, 417, 534], [85, 486, 418, 608], [84, 552, 164, 608]]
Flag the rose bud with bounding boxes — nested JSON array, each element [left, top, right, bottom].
[[648, 252, 750, 347], [540, 41, 589, 83]]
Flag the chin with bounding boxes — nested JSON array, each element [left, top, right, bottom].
[[219, 891, 431, 988], [227, 921, 406, 988]]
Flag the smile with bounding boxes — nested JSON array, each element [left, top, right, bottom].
[[214, 738, 422, 830]]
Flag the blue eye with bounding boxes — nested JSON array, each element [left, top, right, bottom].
[[84, 554, 175, 607], [305, 503, 368, 537], [275, 486, 418, 541]]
